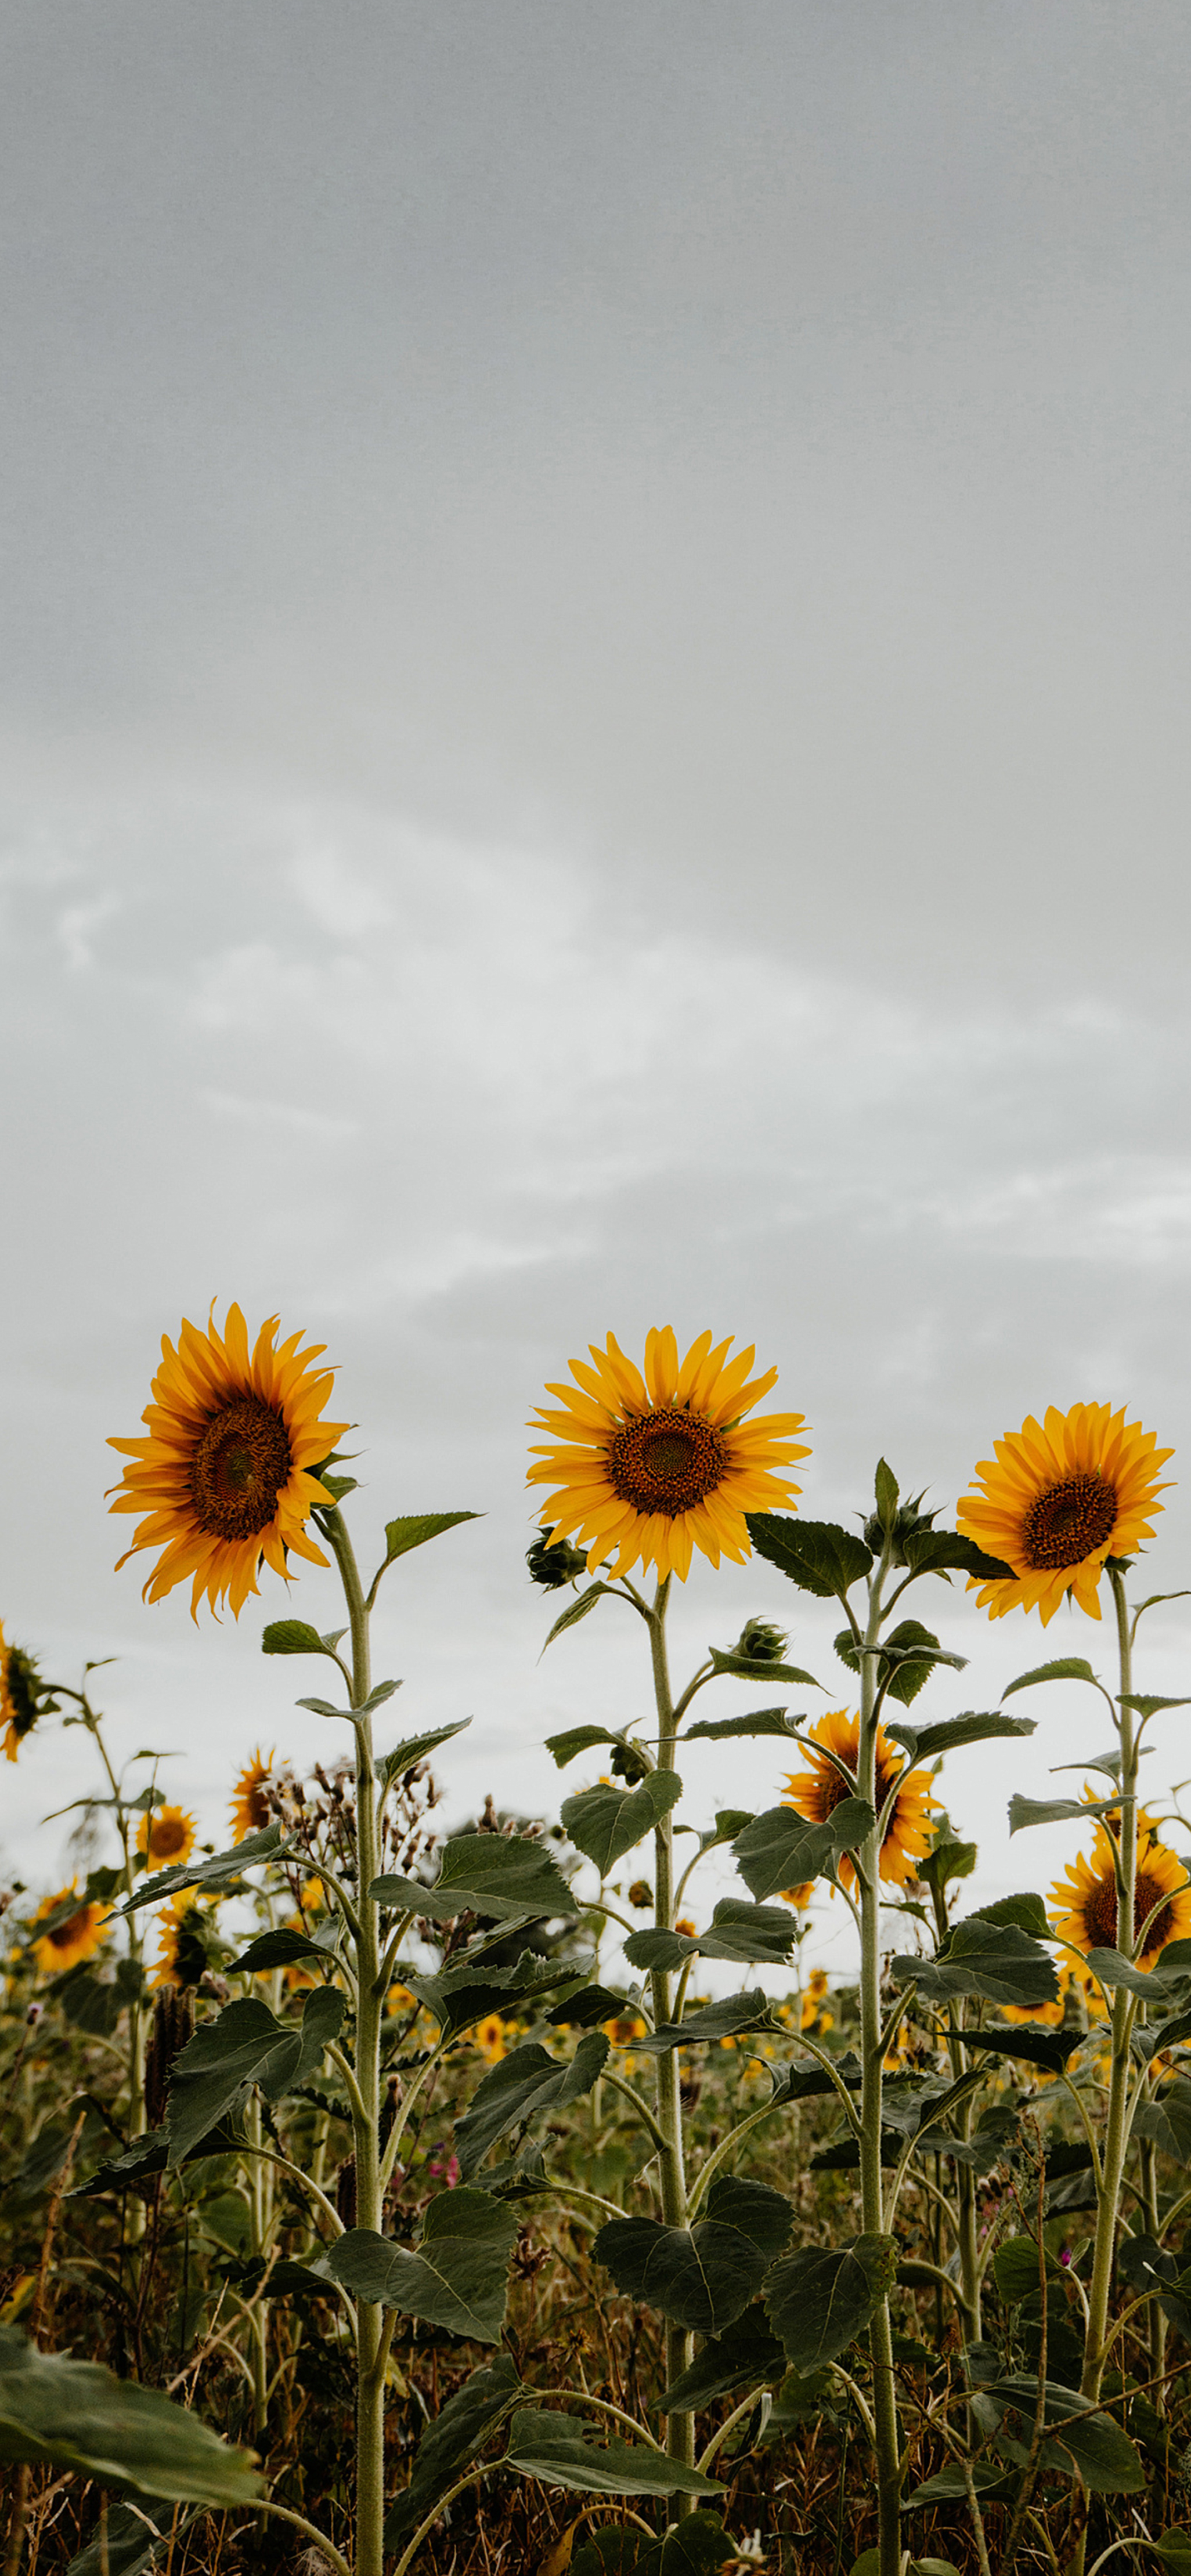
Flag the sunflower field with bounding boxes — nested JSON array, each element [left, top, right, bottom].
[[4, 1311, 1191, 2576]]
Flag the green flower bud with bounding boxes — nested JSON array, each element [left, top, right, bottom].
[[526, 1528, 589, 1590], [731, 1616, 788, 1663]]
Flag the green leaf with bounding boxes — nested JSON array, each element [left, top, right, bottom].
[[1116, 2234, 1191, 2339], [706, 1648, 825, 1688], [0, 2326, 260, 2503], [638, 1991, 786, 2054], [764, 2235, 897, 2371], [987, 2376, 1145, 2491], [1119, 1695, 1191, 1718], [372, 1832, 578, 1924], [598, 2182, 795, 2336], [1009, 1792, 1121, 1834], [1002, 1658, 1100, 1699], [260, 1619, 330, 1657], [626, 1900, 796, 1974], [994, 2236, 1066, 2302], [835, 1621, 960, 1709], [379, 1720, 471, 1788], [968, 1892, 1051, 1938], [893, 1919, 1059, 2010], [918, 1838, 979, 1893], [562, 1772, 683, 1875], [381, 1511, 482, 1567], [649, 2517, 737, 2574], [907, 2464, 1017, 2506], [543, 1583, 613, 1648], [328, 2190, 518, 2340], [768, 2053, 862, 2105], [407, 1952, 579, 2042], [1147, 2541, 1191, 2576], [746, 1514, 873, 1600], [731, 1799, 875, 1902], [1084, 1948, 1190, 2002], [684, 1707, 805, 1743], [296, 1677, 402, 1719], [384, 2354, 519, 2545], [962, 2025, 1081, 2076], [1132, 2076, 1191, 2163], [546, 1724, 634, 1770], [454, 2035, 609, 2180], [888, 1710, 1037, 1763], [165, 1987, 345, 2161], [659, 2302, 788, 2414], [228, 1927, 333, 1974], [546, 1984, 630, 2028], [67, 2502, 203, 2576], [900, 1531, 1015, 1582], [504, 2408, 724, 2498], [114, 1824, 293, 1916], [874, 1458, 899, 1528]]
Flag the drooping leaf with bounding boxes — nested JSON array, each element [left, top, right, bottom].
[[296, 1677, 402, 1719], [764, 2235, 897, 2371], [659, 2301, 788, 2413], [684, 1709, 804, 1743], [987, 2376, 1145, 2491], [384, 2354, 520, 2544], [732, 1799, 875, 1903], [504, 2407, 723, 2498], [372, 1832, 578, 1924], [1118, 1695, 1191, 1719], [380, 1512, 482, 1569], [379, 1720, 471, 1789], [261, 1620, 329, 1656], [328, 2191, 518, 2341], [407, 1952, 578, 2043], [0, 2325, 260, 2503], [113, 1824, 293, 1917], [887, 1711, 1037, 1763], [706, 1647, 825, 1688], [1009, 1792, 1121, 1834], [907, 2464, 1018, 2506], [835, 1622, 960, 1708], [746, 1514, 873, 1600], [454, 2035, 609, 2180], [229, 1927, 334, 1974], [893, 1919, 1059, 2010], [546, 1984, 631, 2027], [767, 2052, 862, 2105], [1002, 1659, 1100, 1699], [961, 2024, 1083, 2076], [1132, 2078, 1191, 2165], [561, 1772, 683, 1875], [543, 1583, 613, 1648], [546, 1724, 636, 1770], [164, 1987, 345, 2162], [900, 1529, 1015, 1581], [638, 1991, 786, 2054]]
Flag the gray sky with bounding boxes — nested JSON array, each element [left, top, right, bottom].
[[3, 6, 1190, 1976]]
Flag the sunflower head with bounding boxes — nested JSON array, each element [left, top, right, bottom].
[[136, 1803, 198, 1871], [1050, 1815, 1191, 1976], [151, 1891, 219, 1990], [957, 1402, 1174, 1625], [2, 1622, 47, 1765], [108, 1303, 351, 1620], [31, 1885, 112, 1977], [230, 1747, 276, 1842], [780, 1709, 937, 1898], [528, 1326, 811, 1585]]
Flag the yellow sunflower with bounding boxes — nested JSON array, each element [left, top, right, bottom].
[[1, 1620, 44, 1764], [31, 1885, 112, 1976], [136, 1803, 197, 1871], [1050, 1814, 1191, 1976], [780, 1709, 937, 1898], [150, 1891, 218, 1990], [230, 1746, 276, 1841], [528, 1326, 810, 1584], [957, 1402, 1174, 1625], [108, 1303, 350, 1619]]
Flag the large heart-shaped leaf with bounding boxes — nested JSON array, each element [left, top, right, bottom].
[[732, 1799, 874, 1902], [764, 2235, 897, 2371], [407, 1953, 578, 2043], [505, 2408, 723, 2497], [454, 2035, 609, 2180], [893, 1919, 1059, 2011], [165, 1987, 345, 2162], [987, 2377, 1145, 2492], [328, 2190, 517, 2341], [624, 1900, 796, 1974], [0, 2327, 260, 2503], [372, 1832, 578, 1924], [561, 1772, 683, 1873], [596, 2179, 793, 2335], [658, 2302, 788, 2414], [384, 2354, 520, 2544]]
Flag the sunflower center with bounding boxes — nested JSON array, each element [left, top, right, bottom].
[[608, 1408, 728, 1519], [1082, 1864, 1174, 1956], [191, 1396, 292, 1541], [48, 1908, 89, 1952], [151, 1815, 188, 1859], [1021, 1471, 1117, 1572]]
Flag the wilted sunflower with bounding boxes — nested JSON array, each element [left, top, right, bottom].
[[528, 1326, 810, 1583], [136, 1803, 197, 1871], [150, 1891, 218, 1990], [780, 1709, 937, 1899], [1050, 1813, 1191, 1976], [957, 1401, 1174, 1625], [1, 1620, 44, 1764], [31, 1885, 111, 1976], [229, 1746, 276, 1841], [108, 1303, 350, 1619]]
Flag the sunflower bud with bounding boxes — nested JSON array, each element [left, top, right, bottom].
[[731, 1617, 788, 1664], [1, 1628, 49, 1764], [144, 1986, 194, 2129], [862, 1495, 938, 1566], [609, 1742, 649, 1784], [526, 1529, 589, 1589], [627, 1879, 652, 1909]]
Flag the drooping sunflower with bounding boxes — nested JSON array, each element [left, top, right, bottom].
[[150, 1891, 219, 1990], [957, 1402, 1174, 1625], [1050, 1814, 1191, 1976], [780, 1709, 937, 1899], [31, 1885, 112, 1976], [528, 1326, 811, 1584], [136, 1803, 197, 1871], [1, 1620, 44, 1764], [229, 1746, 276, 1841], [108, 1304, 350, 1619]]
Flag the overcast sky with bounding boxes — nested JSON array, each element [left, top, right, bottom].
[[3, 6, 1190, 1977]]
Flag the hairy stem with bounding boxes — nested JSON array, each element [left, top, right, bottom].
[[1081, 1565, 1136, 2407], [647, 1579, 695, 2506], [856, 1547, 902, 2576]]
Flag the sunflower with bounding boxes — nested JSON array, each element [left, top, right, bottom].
[[108, 1303, 350, 1619], [1001, 1959, 1072, 2029], [528, 1327, 810, 1584], [1050, 1815, 1191, 1976], [31, 1885, 111, 1976], [136, 1803, 197, 1871], [957, 1402, 1174, 1625], [229, 1747, 276, 1841], [2, 1621, 44, 1764], [150, 1891, 219, 1990], [780, 1710, 937, 1898]]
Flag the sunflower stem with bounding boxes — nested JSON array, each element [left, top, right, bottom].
[[856, 1547, 903, 2576], [1080, 1564, 1136, 2409], [646, 1577, 696, 2510], [323, 1504, 387, 2576]]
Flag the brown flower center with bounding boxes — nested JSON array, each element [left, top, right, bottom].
[[607, 1407, 727, 1519], [1021, 1471, 1117, 1572], [150, 1814, 189, 1859], [48, 1908, 90, 1951], [801, 1739, 902, 1826], [191, 1395, 292, 1542], [1082, 1862, 1174, 1956]]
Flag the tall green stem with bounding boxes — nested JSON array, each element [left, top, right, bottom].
[[647, 1580, 695, 2501], [324, 1506, 385, 2576], [857, 1552, 901, 2576], [1081, 1566, 1136, 2405]]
